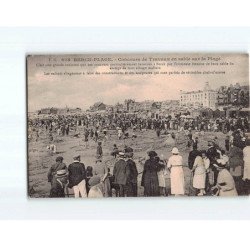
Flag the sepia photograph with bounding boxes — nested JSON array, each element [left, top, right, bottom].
[[27, 53, 250, 198]]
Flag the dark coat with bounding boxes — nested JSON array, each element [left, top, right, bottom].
[[50, 178, 66, 198], [141, 159, 160, 196], [68, 162, 86, 188], [188, 149, 200, 169], [126, 159, 138, 184], [206, 146, 218, 162], [96, 145, 103, 156], [113, 159, 130, 185]]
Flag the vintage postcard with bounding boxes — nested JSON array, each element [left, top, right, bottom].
[[27, 53, 249, 198]]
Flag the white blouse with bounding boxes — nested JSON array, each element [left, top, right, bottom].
[[167, 155, 183, 168]]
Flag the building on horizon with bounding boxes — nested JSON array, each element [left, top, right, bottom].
[[180, 82, 217, 110], [38, 107, 58, 115]]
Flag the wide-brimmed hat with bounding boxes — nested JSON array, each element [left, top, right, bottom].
[[55, 169, 68, 178], [171, 147, 179, 154], [148, 151, 157, 158]]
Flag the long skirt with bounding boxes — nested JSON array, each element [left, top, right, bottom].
[[170, 167, 185, 195], [88, 186, 103, 198], [144, 176, 159, 196], [193, 172, 206, 189], [157, 171, 166, 188]]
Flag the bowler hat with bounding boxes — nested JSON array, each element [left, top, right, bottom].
[[56, 156, 63, 162], [148, 151, 157, 157]]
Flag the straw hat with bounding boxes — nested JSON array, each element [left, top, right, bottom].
[[118, 151, 125, 157], [55, 169, 68, 178]]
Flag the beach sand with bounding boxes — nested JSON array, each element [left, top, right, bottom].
[[28, 127, 227, 198]]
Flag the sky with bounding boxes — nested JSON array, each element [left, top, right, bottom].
[[27, 53, 249, 111]]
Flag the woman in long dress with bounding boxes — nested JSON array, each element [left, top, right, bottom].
[[212, 156, 238, 196], [191, 151, 206, 196], [94, 161, 111, 197], [167, 147, 185, 196], [141, 151, 160, 197], [155, 157, 167, 196]]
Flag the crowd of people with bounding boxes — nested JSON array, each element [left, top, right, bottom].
[[42, 111, 250, 197], [27, 110, 250, 197], [28, 112, 249, 143]]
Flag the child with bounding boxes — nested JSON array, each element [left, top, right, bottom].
[[94, 130, 98, 142], [84, 129, 89, 148], [111, 144, 119, 158], [96, 141, 103, 163], [192, 152, 206, 196], [103, 128, 108, 141], [155, 156, 167, 196], [90, 128, 94, 139], [202, 151, 211, 193]]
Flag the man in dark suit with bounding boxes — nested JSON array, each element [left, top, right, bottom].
[[125, 149, 138, 197], [188, 145, 199, 170], [68, 155, 87, 198], [113, 152, 130, 197], [206, 141, 219, 184]]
